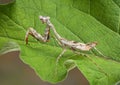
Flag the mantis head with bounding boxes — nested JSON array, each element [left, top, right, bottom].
[[39, 16, 50, 24]]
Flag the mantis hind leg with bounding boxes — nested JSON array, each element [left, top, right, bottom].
[[54, 48, 67, 76]]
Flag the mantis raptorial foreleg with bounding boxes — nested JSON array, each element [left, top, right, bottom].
[[25, 16, 51, 44], [25, 15, 108, 76]]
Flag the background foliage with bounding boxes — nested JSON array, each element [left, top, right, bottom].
[[0, 0, 120, 85]]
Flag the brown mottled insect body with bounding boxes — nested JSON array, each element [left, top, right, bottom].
[[25, 15, 108, 76]]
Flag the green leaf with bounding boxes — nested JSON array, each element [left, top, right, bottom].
[[0, 0, 120, 85], [64, 59, 76, 71], [0, 41, 20, 55]]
